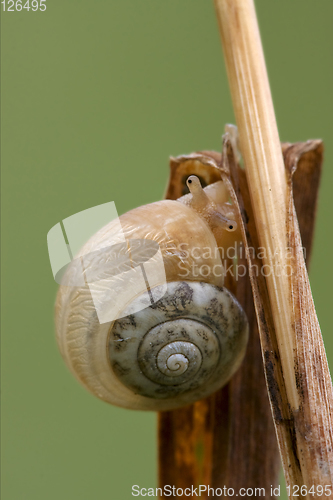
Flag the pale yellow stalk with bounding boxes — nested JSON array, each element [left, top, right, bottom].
[[214, 0, 298, 409]]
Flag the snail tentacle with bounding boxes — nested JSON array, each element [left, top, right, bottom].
[[185, 175, 237, 233]]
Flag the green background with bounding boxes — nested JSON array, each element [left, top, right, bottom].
[[1, 1, 332, 499]]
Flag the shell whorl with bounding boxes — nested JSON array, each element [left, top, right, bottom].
[[108, 281, 248, 407], [156, 343, 195, 377], [111, 316, 220, 399]]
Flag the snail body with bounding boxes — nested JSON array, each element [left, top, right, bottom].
[[55, 177, 248, 411], [179, 177, 242, 255]]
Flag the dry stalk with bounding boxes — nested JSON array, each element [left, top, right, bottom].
[[159, 148, 281, 497], [214, 0, 333, 494], [158, 137, 326, 497]]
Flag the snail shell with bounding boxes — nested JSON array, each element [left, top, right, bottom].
[[55, 183, 249, 411], [109, 281, 248, 408]]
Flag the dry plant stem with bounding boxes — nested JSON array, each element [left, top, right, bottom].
[[214, 0, 297, 412], [159, 150, 282, 498], [282, 141, 322, 263], [215, 0, 333, 492], [223, 137, 333, 493], [158, 141, 326, 497]]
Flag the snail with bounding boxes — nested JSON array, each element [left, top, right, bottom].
[[55, 174, 249, 411]]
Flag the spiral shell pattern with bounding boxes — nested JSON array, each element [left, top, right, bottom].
[[108, 281, 248, 404], [55, 198, 248, 411], [155, 340, 201, 378]]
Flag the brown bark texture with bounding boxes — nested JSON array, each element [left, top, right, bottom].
[[158, 137, 328, 498]]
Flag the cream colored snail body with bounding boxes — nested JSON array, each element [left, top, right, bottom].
[[55, 175, 248, 411]]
